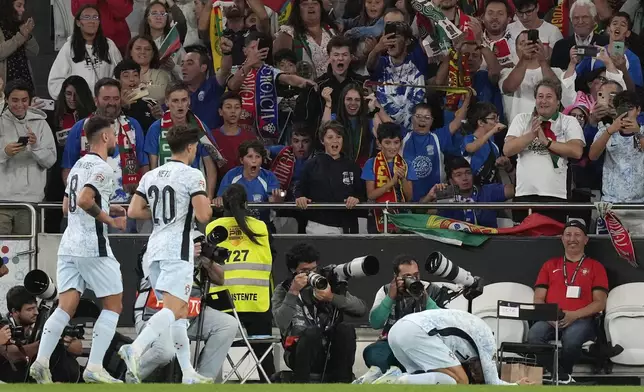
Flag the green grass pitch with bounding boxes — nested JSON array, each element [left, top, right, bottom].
[[1, 385, 643, 392]]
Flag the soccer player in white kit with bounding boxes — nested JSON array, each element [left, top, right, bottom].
[[119, 125, 214, 384], [30, 116, 127, 384], [381, 308, 531, 385]]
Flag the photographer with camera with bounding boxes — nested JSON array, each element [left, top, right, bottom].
[[357, 255, 442, 382], [272, 243, 368, 383], [0, 286, 83, 383], [130, 239, 238, 382], [206, 183, 276, 382]]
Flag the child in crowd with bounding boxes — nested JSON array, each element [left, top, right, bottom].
[[216, 140, 284, 230], [361, 122, 415, 233], [211, 92, 258, 178]]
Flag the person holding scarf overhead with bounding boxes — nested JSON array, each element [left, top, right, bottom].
[[227, 31, 317, 145], [361, 123, 415, 234], [62, 78, 149, 222], [144, 82, 223, 201]]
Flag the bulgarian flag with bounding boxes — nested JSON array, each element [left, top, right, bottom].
[[159, 23, 181, 61], [388, 213, 565, 247]]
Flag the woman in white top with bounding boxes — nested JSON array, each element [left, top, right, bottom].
[[273, 0, 338, 79], [125, 35, 171, 103], [48, 4, 121, 100]]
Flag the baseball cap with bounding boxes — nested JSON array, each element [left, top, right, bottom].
[[564, 219, 587, 235]]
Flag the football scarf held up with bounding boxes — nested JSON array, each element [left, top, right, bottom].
[[373, 151, 407, 233], [159, 110, 227, 167], [239, 65, 280, 140], [446, 48, 472, 111], [81, 114, 139, 187], [270, 146, 296, 191], [550, 0, 570, 38]]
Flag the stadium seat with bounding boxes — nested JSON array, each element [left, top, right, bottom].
[[472, 282, 534, 347], [604, 283, 644, 366]]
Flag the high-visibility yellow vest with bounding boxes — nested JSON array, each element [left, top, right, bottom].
[[206, 216, 273, 313]]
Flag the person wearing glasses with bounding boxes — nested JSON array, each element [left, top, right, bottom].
[[507, 0, 563, 62], [71, 0, 132, 55], [401, 98, 470, 203]]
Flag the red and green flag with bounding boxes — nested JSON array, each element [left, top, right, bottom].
[[159, 23, 181, 61]]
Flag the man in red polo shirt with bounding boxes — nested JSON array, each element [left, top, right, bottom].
[[527, 220, 608, 385]]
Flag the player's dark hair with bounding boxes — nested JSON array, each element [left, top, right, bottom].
[[392, 254, 418, 274], [238, 140, 267, 160], [376, 122, 403, 142], [286, 242, 320, 271], [94, 77, 121, 97], [222, 184, 262, 244], [6, 286, 36, 313], [85, 115, 113, 143], [167, 125, 200, 153]]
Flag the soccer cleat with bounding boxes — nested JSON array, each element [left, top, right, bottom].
[[29, 360, 53, 384], [372, 366, 403, 384], [83, 368, 124, 383], [352, 366, 383, 384], [118, 344, 141, 383], [125, 370, 141, 384], [182, 371, 215, 384]]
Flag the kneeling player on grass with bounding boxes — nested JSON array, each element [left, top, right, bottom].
[[30, 116, 127, 384], [119, 125, 214, 384], [370, 308, 533, 385]]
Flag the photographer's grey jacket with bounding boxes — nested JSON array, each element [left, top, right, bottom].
[[272, 283, 368, 337], [0, 107, 56, 202]]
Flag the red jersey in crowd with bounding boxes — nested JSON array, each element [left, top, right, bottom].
[[534, 256, 609, 312], [72, 0, 133, 54], [210, 128, 258, 177]]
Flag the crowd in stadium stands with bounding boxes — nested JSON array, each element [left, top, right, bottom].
[[1, 0, 644, 237], [0, 0, 640, 385]]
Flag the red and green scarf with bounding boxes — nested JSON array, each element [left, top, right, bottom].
[[540, 114, 561, 168], [81, 114, 139, 187], [159, 110, 226, 167], [550, 0, 570, 38], [270, 146, 296, 191], [239, 64, 280, 141], [373, 151, 407, 233], [446, 48, 472, 111]]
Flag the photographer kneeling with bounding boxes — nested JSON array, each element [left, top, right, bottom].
[[0, 286, 83, 383], [359, 255, 442, 381], [273, 243, 368, 383]]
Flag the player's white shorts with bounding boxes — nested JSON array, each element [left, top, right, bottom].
[[388, 319, 461, 373], [148, 259, 193, 303], [57, 255, 123, 298]]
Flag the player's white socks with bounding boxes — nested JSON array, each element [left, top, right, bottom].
[[399, 372, 458, 385], [172, 319, 195, 373], [87, 310, 119, 370], [132, 307, 175, 354], [35, 307, 70, 365]]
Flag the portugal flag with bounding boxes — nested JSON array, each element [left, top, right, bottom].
[[159, 23, 181, 61], [388, 213, 565, 247]]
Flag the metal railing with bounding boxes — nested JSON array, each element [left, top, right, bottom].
[[35, 201, 644, 235], [0, 203, 38, 270]]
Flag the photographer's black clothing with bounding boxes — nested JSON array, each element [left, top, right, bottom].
[[285, 323, 356, 383], [294, 153, 366, 232]]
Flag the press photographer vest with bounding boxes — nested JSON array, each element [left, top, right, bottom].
[[206, 217, 273, 313]]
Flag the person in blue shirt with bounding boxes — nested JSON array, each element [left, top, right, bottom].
[[181, 42, 233, 130], [576, 13, 643, 90], [426, 157, 515, 228], [62, 78, 149, 205], [362, 122, 417, 233], [402, 99, 469, 202], [462, 102, 513, 186], [216, 140, 284, 231]]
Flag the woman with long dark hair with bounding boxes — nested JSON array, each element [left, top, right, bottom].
[[125, 35, 171, 102], [44, 75, 95, 233], [273, 0, 338, 79], [0, 0, 38, 90], [205, 183, 275, 382], [48, 4, 122, 99], [321, 83, 375, 167], [140, 1, 187, 76]]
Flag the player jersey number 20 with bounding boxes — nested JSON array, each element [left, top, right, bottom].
[[148, 185, 177, 224]]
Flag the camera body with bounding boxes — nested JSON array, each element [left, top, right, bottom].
[[403, 276, 424, 297], [0, 320, 25, 342], [195, 226, 231, 265], [306, 256, 380, 293]]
